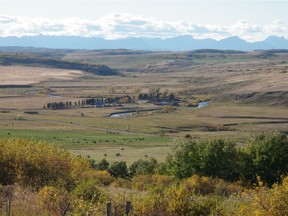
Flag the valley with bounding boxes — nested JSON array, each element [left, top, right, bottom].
[[0, 48, 287, 163]]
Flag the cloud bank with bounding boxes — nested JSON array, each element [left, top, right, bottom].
[[0, 13, 287, 41]]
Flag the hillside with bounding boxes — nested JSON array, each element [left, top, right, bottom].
[[0, 52, 118, 76]]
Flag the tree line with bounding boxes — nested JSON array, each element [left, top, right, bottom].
[[44, 95, 133, 110], [137, 88, 176, 101]]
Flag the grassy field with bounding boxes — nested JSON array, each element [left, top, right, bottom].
[[0, 128, 172, 164], [0, 65, 83, 85], [0, 49, 287, 163]]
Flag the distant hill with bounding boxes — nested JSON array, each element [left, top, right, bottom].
[[0, 52, 118, 76], [0, 35, 288, 51]]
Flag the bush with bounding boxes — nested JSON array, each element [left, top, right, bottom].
[[132, 175, 173, 191], [224, 176, 288, 216], [182, 175, 242, 196], [91, 170, 115, 186], [71, 179, 108, 216], [161, 105, 175, 113], [243, 132, 288, 186], [166, 138, 240, 181], [132, 192, 168, 216], [38, 186, 69, 215], [0, 139, 76, 190], [108, 161, 129, 179], [72, 179, 104, 203], [94, 158, 110, 171], [129, 158, 158, 177], [165, 184, 218, 216]]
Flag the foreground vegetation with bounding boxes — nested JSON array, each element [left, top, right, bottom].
[[0, 132, 288, 215]]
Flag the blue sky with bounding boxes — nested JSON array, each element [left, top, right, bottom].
[[0, 0, 287, 41]]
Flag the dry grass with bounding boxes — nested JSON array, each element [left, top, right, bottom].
[[0, 66, 83, 85]]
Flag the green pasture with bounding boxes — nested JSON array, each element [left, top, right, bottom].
[[0, 129, 172, 164]]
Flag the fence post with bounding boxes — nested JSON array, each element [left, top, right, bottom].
[[106, 202, 112, 216], [61, 202, 70, 216], [6, 192, 12, 216], [114, 206, 118, 216], [125, 201, 131, 215]]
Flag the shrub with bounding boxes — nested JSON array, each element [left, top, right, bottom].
[[38, 186, 69, 215], [110, 178, 132, 188], [243, 132, 288, 186], [94, 158, 110, 171], [182, 175, 242, 197], [0, 139, 75, 190], [166, 138, 240, 181], [91, 170, 115, 186], [164, 184, 217, 216], [129, 158, 158, 177], [132, 175, 173, 191], [161, 105, 175, 113], [72, 179, 104, 203], [224, 176, 288, 216], [132, 192, 168, 216], [108, 161, 129, 179]]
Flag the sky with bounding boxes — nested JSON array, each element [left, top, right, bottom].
[[0, 0, 287, 41]]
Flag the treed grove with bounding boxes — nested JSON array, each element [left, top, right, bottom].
[[45, 95, 133, 109], [44, 89, 178, 110], [0, 132, 288, 215]]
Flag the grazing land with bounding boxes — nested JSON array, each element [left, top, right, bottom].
[[0, 49, 287, 163]]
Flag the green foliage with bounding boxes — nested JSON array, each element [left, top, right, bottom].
[[108, 161, 129, 179], [243, 132, 288, 186], [166, 139, 203, 179], [199, 139, 240, 181], [167, 138, 239, 181], [129, 157, 158, 176], [94, 158, 110, 171], [166, 133, 288, 186], [71, 179, 104, 203]]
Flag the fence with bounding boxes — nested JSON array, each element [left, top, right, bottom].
[[106, 201, 132, 216], [1, 187, 131, 216]]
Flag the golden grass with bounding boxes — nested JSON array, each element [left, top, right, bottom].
[[0, 65, 83, 85]]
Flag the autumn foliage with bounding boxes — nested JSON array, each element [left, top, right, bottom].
[[0, 132, 288, 215]]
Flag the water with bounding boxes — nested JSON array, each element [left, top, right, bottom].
[[110, 102, 210, 118], [197, 101, 209, 108], [48, 94, 63, 99], [110, 111, 136, 118]]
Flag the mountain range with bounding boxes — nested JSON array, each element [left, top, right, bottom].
[[0, 35, 288, 51]]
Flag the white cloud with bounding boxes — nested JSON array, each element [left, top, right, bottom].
[[0, 13, 287, 41]]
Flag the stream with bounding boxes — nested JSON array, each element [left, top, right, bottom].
[[110, 101, 210, 118]]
